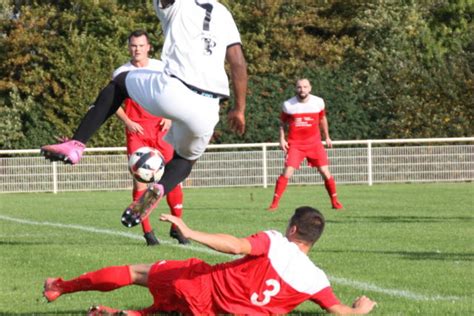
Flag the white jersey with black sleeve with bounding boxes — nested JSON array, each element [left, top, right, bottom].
[[152, 0, 242, 98]]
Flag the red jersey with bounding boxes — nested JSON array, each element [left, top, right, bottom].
[[123, 98, 165, 138], [281, 95, 326, 148], [210, 230, 340, 314]]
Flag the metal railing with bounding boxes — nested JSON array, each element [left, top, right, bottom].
[[1, 138, 473, 193]]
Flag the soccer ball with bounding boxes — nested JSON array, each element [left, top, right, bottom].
[[128, 147, 165, 183]]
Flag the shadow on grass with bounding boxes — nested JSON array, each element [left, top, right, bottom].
[[321, 248, 474, 262], [327, 215, 473, 224]]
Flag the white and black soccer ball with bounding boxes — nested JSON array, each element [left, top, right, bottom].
[[128, 147, 165, 183]]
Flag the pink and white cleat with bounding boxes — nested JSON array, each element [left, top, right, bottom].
[[40, 139, 85, 165], [121, 183, 164, 228]]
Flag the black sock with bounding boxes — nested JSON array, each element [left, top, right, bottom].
[[159, 152, 195, 195], [73, 72, 129, 144]]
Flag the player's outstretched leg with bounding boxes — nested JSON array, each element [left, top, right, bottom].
[[40, 73, 129, 165], [40, 140, 85, 165], [121, 183, 164, 228]]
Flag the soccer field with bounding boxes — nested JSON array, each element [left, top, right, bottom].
[[0, 183, 473, 315]]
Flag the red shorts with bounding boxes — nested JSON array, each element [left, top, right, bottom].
[[147, 258, 215, 315], [285, 143, 328, 169], [127, 128, 174, 163]]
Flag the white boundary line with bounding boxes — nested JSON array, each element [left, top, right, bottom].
[[0, 214, 231, 257], [329, 277, 460, 301], [0, 215, 461, 302]]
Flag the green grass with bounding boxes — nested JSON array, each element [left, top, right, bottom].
[[0, 183, 473, 315]]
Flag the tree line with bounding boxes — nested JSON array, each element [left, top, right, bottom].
[[0, 0, 472, 149]]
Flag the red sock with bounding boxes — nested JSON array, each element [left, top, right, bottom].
[[134, 189, 153, 234], [132, 188, 146, 202], [141, 217, 153, 234], [167, 184, 183, 229], [58, 266, 132, 294], [324, 177, 338, 200], [271, 176, 289, 206]]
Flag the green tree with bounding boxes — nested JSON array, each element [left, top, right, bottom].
[[1, 1, 472, 149], [343, 1, 473, 138]]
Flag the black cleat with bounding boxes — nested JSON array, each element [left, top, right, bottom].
[[121, 209, 142, 228], [170, 227, 190, 245], [144, 231, 160, 246]]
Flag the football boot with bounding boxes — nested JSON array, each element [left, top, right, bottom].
[[41, 139, 85, 165], [121, 183, 164, 228]]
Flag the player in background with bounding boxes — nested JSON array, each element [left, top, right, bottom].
[[40, 0, 248, 227], [43, 206, 376, 315], [114, 30, 188, 245], [268, 79, 343, 211]]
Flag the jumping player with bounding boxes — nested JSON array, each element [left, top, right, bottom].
[[268, 78, 343, 211], [43, 206, 376, 315], [114, 30, 188, 245], [40, 0, 248, 227]]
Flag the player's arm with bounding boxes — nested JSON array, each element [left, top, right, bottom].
[[279, 122, 289, 152], [116, 107, 144, 135], [226, 44, 248, 136], [320, 115, 332, 148], [160, 214, 252, 255], [326, 296, 376, 315]]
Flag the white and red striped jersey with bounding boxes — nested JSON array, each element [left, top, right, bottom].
[[281, 95, 326, 148], [210, 230, 339, 314]]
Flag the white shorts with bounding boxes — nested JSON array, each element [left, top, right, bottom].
[[125, 70, 220, 160]]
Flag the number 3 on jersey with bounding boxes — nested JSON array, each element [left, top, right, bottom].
[[250, 279, 281, 306]]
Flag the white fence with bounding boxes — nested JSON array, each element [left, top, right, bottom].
[[1, 138, 473, 194]]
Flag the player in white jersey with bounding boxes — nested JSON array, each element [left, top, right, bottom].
[[40, 0, 248, 227], [44, 206, 376, 315]]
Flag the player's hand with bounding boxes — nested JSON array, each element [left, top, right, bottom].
[[280, 139, 289, 153], [159, 119, 172, 132], [159, 214, 191, 238], [352, 296, 377, 314], [126, 121, 144, 135], [325, 137, 333, 148], [227, 109, 245, 136]]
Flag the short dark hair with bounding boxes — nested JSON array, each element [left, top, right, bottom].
[[289, 206, 325, 245], [128, 30, 150, 43]]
